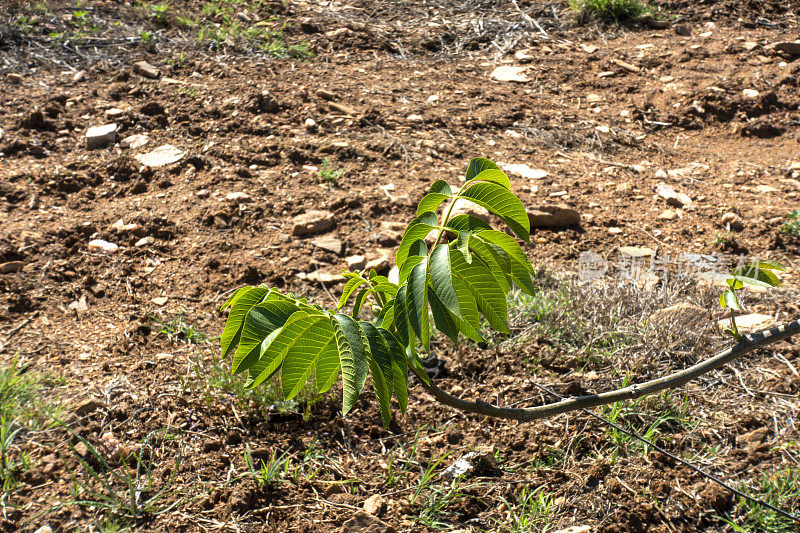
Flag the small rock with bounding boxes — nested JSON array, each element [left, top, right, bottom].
[[0, 261, 23, 274], [7, 73, 23, 84], [135, 236, 154, 247], [451, 199, 491, 223], [387, 266, 399, 285], [768, 41, 800, 57], [104, 108, 125, 120], [742, 42, 760, 51], [313, 235, 343, 255], [68, 295, 89, 313], [152, 296, 168, 306], [742, 89, 759, 99], [721, 212, 744, 231], [443, 451, 501, 480], [346, 255, 366, 270], [718, 313, 775, 333], [528, 206, 581, 228], [134, 144, 184, 167], [650, 302, 709, 328], [73, 397, 106, 416], [316, 89, 337, 101], [674, 24, 692, 36], [292, 210, 335, 236], [133, 61, 160, 79], [515, 49, 536, 62], [196, 189, 210, 198], [406, 114, 424, 122], [226, 192, 252, 204], [501, 162, 548, 180], [490, 65, 530, 83], [619, 246, 655, 257], [34, 525, 53, 533], [72, 70, 86, 83], [365, 253, 390, 272], [658, 210, 678, 220], [301, 271, 343, 285], [120, 134, 150, 150], [111, 219, 142, 234], [581, 44, 598, 54], [341, 511, 397, 533], [329, 102, 357, 115], [85, 124, 117, 149], [88, 239, 119, 253], [426, 94, 440, 104], [363, 494, 386, 516], [656, 183, 692, 207], [304, 118, 317, 131]]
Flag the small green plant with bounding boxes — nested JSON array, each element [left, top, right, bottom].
[[727, 468, 800, 532], [498, 485, 553, 533], [720, 260, 786, 339], [318, 158, 344, 186], [245, 445, 290, 490], [151, 314, 209, 344], [140, 30, 154, 44], [779, 210, 800, 237], [568, 0, 651, 22], [68, 430, 185, 524], [150, 2, 169, 21]]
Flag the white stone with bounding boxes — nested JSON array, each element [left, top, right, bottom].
[[500, 162, 548, 180], [134, 144, 185, 167], [88, 239, 119, 253], [742, 89, 759, 99], [490, 65, 530, 83], [226, 192, 252, 203], [120, 134, 150, 150], [85, 124, 117, 149]]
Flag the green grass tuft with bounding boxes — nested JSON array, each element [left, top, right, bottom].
[[568, 0, 651, 22]]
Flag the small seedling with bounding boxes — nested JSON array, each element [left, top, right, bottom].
[[568, 0, 651, 22], [318, 158, 344, 186], [720, 260, 786, 339], [780, 210, 800, 237], [151, 314, 209, 344], [245, 445, 289, 490]]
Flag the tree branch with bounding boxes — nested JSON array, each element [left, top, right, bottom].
[[415, 319, 800, 421]]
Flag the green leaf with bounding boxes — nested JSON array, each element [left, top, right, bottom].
[[406, 349, 430, 385], [732, 263, 783, 288], [445, 214, 492, 234], [339, 276, 367, 309], [455, 231, 471, 263], [465, 157, 501, 182], [221, 286, 247, 310], [278, 313, 338, 399], [221, 286, 271, 358], [475, 230, 534, 293], [333, 314, 368, 416], [393, 285, 412, 346], [450, 248, 509, 334], [407, 259, 431, 352], [416, 180, 453, 216], [380, 299, 395, 330], [470, 168, 511, 190], [398, 254, 426, 285], [396, 212, 438, 270], [378, 328, 408, 414], [751, 259, 787, 272], [460, 182, 530, 241], [720, 289, 741, 311], [360, 322, 394, 427], [428, 244, 461, 319], [352, 287, 372, 318], [428, 288, 461, 343], [468, 236, 511, 293], [232, 299, 299, 375]]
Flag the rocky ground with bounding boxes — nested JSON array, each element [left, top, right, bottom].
[[1, 0, 800, 531]]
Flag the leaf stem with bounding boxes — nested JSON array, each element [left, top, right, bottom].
[[431, 182, 469, 251]]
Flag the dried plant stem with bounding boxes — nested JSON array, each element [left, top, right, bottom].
[[415, 319, 800, 421]]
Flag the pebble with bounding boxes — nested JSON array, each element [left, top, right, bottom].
[[73, 397, 106, 416], [68, 295, 89, 312], [291, 210, 335, 236], [365, 251, 391, 272], [316, 89, 337, 101], [346, 255, 366, 270], [104, 108, 125, 120], [426, 94, 440, 104], [742, 89, 759, 99], [363, 494, 386, 516], [135, 237, 154, 247], [769, 41, 800, 57], [501, 162, 548, 180], [658, 209, 678, 220], [226, 192, 252, 204], [133, 60, 160, 79], [619, 246, 654, 257], [0, 261, 23, 274], [341, 511, 395, 533], [34, 526, 53, 533], [721, 212, 744, 231], [134, 144, 185, 167], [85, 124, 117, 149], [656, 183, 692, 207], [312, 235, 343, 255], [152, 296, 169, 306], [300, 271, 343, 285], [6, 73, 23, 84], [674, 24, 692, 36], [120, 134, 150, 150], [490, 65, 529, 83], [527, 206, 581, 228], [72, 70, 86, 83], [328, 102, 357, 115], [304, 118, 317, 131], [406, 114, 424, 122], [88, 239, 119, 253]]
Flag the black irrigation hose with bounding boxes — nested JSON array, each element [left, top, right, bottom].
[[530, 382, 800, 526]]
